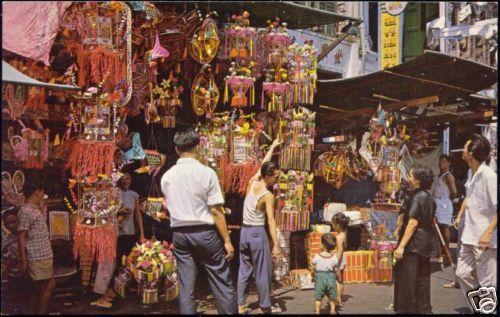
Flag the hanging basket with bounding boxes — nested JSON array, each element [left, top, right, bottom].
[[141, 197, 163, 217]]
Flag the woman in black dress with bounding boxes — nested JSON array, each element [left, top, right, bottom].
[[393, 166, 437, 314]]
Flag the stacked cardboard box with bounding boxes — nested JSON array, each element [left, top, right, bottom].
[[342, 250, 393, 283], [305, 232, 323, 270]]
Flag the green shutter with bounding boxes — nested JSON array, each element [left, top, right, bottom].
[[403, 3, 424, 62]]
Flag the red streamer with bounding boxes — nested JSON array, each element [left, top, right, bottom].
[[221, 156, 259, 195], [73, 224, 116, 264], [64, 140, 115, 178]]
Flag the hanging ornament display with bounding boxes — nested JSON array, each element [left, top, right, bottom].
[[65, 76, 120, 178], [278, 107, 315, 172], [10, 126, 49, 170], [197, 114, 229, 181], [287, 40, 318, 106], [73, 178, 119, 287], [71, 1, 132, 103], [218, 110, 263, 195], [275, 170, 314, 232], [224, 61, 255, 108], [191, 64, 220, 117], [1, 170, 25, 207], [153, 77, 182, 128], [2, 84, 27, 120], [262, 81, 292, 112], [263, 18, 292, 70], [314, 142, 369, 189], [189, 13, 220, 64], [223, 11, 256, 62]]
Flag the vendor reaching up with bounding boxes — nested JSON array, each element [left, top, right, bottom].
[[237, 138, 282, 314]]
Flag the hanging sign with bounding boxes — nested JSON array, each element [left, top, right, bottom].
[[382, 2, 408, 16], [380, 6, 401, 69]]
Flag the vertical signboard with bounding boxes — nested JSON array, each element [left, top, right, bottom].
[[380, 2, 407, 69]]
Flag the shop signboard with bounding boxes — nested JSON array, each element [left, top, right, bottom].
[[380, 3, 405, 69]]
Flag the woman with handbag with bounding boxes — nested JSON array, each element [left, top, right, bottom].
[[393, 166, 437, 314]]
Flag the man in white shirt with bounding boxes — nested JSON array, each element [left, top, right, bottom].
[[455, 134, 497, 310], [161, 129, 236, 314]]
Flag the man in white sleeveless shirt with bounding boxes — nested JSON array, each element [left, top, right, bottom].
[[237, 138, 282, 314]]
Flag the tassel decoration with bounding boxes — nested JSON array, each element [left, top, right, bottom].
[[65, 140, 115, 178], [73, 224, 116, 264]]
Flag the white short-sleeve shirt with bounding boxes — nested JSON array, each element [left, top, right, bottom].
[[461, 163, 497, 248], [161, 157, 225, 228]]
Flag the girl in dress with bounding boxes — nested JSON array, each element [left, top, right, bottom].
[[331, 213, 350, 307]]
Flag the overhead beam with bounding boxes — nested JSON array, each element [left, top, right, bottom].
[[382, 70, 476, 94], [320, 95, 439, 126], [424, 110, 494, 126]]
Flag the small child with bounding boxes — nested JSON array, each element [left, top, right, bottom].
[[312, 233, 340, 314], [332, 213, 350, 306]]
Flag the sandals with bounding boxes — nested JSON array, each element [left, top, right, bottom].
[[443, 282, 459, 289], [91, 299, 113, 308]]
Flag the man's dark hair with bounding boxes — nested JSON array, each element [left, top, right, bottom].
[[412, 165, 434, 191], [261, 161, 279, 177], [22, 178, 45, 199], [321, 233, 337, 252], [2, 207, 19, 223], [439, 154, 450, 162], [173, 129, 200, 153], [466, 134, 491, 163]]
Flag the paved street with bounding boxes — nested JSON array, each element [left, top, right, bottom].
[[2, 259, 471, 315]]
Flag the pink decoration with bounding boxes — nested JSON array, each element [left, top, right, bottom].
[[151, 34, 170, 60]]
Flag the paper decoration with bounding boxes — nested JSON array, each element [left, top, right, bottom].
[[49, 211, 70, 240], [189, 17, 220, 64]]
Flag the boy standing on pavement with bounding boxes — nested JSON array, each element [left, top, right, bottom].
[[18, 180, 55, 315]]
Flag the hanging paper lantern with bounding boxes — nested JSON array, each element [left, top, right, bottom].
[[223, 13, 256, 61], [189, 17, 220, 64], [191, 66, 220, 117], [275, 171, 314, 232], [262, 82, 292, 112], [287, 41, 318, 106], [151, 34, 170, 60], [278, 107, 315, 172], [263, 20, 292, 69], [224, 74, 255, 108]]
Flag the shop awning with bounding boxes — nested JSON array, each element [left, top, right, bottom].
[[193, 1, 362, 29], [2, 60, 80, 91], [317, 50, 497, 113]]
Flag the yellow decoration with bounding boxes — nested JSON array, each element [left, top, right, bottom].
[[53, 134, 61, 146], [189, 18, 220, 64]]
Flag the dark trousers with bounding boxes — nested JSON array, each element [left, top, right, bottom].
[[237, 225, 273, 309], [394, 251, 432, 314], [117, 234, 136, 267], [172, 225, 237, 314]]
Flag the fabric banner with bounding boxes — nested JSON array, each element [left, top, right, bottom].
[[2, 1, 72, 66]]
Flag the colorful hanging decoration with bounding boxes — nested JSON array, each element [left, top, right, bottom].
[[65, 77, 120, 178], [314, 141, 369, 189], [69, 1, 132, 106], [197, 115, 229, 180], [279, 107, 315, 172], [72, 179, 120, 270], [223, 11, 256, 62], [10, 127, 49, 170], [153, 77, 183, 128], [189, 14, 220, 64], [275, 170, 314, 232], [224, 62, 255, 108], [287, 41, 318, 106], [191, 64, 220, 117], [2, 84, 26, 120], [1, 170, 25, 207], [263, 18, 292, 70]]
